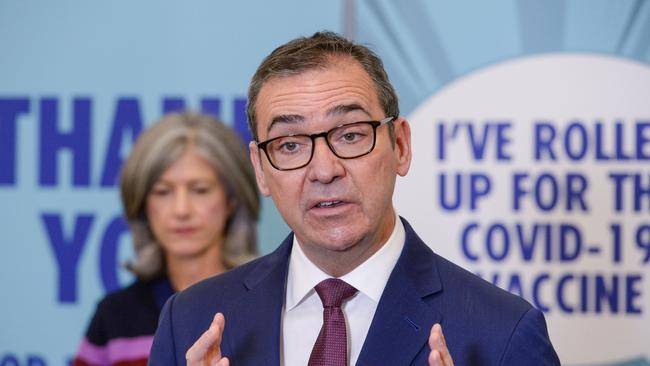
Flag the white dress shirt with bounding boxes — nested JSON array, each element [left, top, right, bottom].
[[281, 212, 405, 366]]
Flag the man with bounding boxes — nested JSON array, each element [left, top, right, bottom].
[[149, 31, 560, 366]]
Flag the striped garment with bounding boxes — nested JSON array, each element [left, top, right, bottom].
[[73, 277, 174, 366]]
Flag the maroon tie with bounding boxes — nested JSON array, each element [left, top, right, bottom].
[[308, 278, 358, 366]]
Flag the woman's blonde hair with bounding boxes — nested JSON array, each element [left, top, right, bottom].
[[120, 112, 260, 280]]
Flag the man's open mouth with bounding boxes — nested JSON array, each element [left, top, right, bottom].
[[316, 200, 344, 208]]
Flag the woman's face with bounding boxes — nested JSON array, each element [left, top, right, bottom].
[[146, 147, 231, 261]]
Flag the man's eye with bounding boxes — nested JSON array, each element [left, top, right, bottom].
[[342, 132, 361, 141], [281, 142, 298, 151], [273, 139, 305, 154], [337, 130, 368, 144]]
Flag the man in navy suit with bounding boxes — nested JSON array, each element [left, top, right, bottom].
[[149, 31, 560, 366]]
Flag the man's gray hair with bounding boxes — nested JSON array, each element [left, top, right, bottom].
[[247, 31, 399, 141]]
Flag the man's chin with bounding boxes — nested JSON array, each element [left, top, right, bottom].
[[301, 226, 365, 252]]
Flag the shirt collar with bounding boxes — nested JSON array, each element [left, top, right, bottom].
[[285, 212, 405, 310]]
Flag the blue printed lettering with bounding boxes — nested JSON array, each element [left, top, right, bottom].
[[516, 223, 544, 261], [595, 274, 618, 313], [564, 121, 588, 160], [534, 121, 556, 161], [613, 122, 632, 161], [483, 272, 643, 314], [634, 174, 650, 212], [439, 173, 462, 210], [42, 213, 94, 303], [608, 173, 650, 212], [39, 98, 91, 186], [534, 173, 559, 211], [162, 97, 186, 114], [233, 97, 250, 143], [99, 216, 130, 293], [100, 98, 143, 187], [486, 223, 509, 261], [0, 355, 19, 366], [594, 123, 610, 161], [0, 98, 30, 186], [201, 97, 221, 119], [626, 275, 643, 314], [636, 122, 650, 160], [0, 354, 48, 366], [438, 172, 491, 211], [459, 222, 583, 262], [466, 122, 512, 161], [512, 172, 589, 212], [505, 272, 523, 297], [579, 274, 588, 313], [435, 121, 511, 162], [559, 224, 581, 261], [536, 120, 650, 161], [557, 274, 574, 313], [26, 356, 46, 366], [532, 273, 550, 312], [461, 222, 479, 262]]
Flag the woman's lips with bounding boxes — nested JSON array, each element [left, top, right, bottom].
[[173, 227, 196, 235]]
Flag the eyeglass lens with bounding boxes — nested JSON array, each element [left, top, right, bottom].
[[266, 122, 376, 169]]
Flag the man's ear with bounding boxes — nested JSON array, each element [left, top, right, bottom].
[[249, 141, 271, 196], [393, 117, 412, 177]]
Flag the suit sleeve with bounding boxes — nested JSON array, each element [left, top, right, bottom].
[[148, 294, 179, 365], [500, 307, 561, 366]]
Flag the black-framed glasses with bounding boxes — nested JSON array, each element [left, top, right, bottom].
[[257, 116, 396, 171]]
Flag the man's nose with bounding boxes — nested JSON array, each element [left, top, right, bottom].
[[306, 136, 345, 183]]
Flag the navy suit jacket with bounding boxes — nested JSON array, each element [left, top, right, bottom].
[[149, 218, 560, 365]]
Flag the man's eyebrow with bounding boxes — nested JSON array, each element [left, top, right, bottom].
[[325, 104, 370, 118], [265, 104, 370, 136], [266, 114, 304, 135]]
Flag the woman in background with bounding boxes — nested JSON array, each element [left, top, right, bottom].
[[73, 112, 260, 366]]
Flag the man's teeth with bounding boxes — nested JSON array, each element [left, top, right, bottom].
[[318, 201, 341, 207]]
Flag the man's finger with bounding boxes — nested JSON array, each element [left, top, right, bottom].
[[429, 323, 454, 366], [214, 356, 230, 366], [439, 327, 453, 365], [185, 312, 225, 364], [428, 323, 441, 352], [429, 349, 443, 366], [428, 323, 442, 366]]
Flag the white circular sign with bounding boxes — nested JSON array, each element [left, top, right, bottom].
[[396, 54, 650, 365]]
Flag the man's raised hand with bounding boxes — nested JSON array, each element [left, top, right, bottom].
[[185, 313, 229, 366], [428, 323, 454, 366]]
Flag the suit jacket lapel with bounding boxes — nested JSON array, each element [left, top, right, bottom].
[[224, 234, 293, 366], [356, 218, 443, 366]]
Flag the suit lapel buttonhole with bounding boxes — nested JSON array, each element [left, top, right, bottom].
[[404, 316, 421, 331]]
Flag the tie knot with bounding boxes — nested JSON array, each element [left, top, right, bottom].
[[314, 278, 358, 308]]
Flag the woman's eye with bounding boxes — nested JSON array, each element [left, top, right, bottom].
[[151, 188, 170, 196], [192, 187, 210, 194]]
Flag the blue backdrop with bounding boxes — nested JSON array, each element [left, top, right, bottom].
[[1, 1, 648, 365]]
